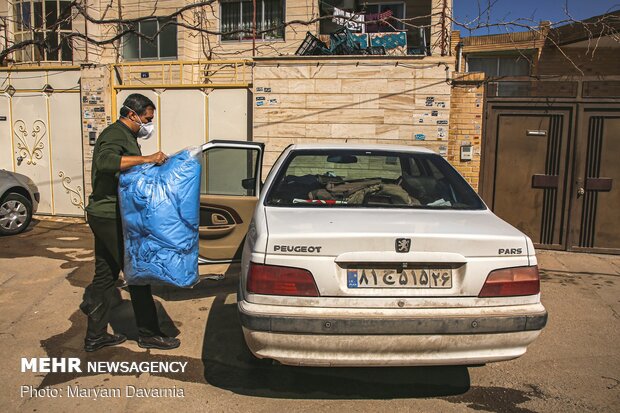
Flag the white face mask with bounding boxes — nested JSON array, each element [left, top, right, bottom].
[[123, 105, 155, 140], [137, 122, 155, 140]]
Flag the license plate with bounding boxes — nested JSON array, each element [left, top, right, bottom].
[[347, 268, 452, 289]]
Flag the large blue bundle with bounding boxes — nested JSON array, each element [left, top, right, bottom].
[[119, 149, 201, 288]]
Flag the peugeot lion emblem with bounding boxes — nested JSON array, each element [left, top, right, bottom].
[[396, 238, 411, 253]]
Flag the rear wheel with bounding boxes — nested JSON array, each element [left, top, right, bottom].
[[0, 193, 32, 235]]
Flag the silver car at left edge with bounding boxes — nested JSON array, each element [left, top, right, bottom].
[[0, 169, 39, 235]]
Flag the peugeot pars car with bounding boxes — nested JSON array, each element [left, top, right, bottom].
[[197, 141, 547, 367]]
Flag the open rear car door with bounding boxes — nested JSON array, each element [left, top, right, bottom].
[[197, 140, 264, 265]]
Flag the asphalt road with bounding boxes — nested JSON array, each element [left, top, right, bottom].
[[0, 217, 619, 412]]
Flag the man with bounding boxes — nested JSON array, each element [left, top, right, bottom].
[[81, 93, 180, 352]]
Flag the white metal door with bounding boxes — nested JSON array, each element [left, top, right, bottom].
[[0, 69, 84, 216]]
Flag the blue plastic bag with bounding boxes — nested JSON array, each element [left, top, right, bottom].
[[119, 148, 201, 287]]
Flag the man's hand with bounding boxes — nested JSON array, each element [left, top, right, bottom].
[[119, 152, 168, 171], [146, 151, 168, 165]]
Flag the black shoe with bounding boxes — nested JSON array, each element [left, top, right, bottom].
[[138, 335, 180, 350], [84, 332, 127, 352]]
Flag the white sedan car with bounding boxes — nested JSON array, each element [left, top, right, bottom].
[[198, 142, 547, 367]]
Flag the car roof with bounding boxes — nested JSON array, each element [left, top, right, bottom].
[[287, 143, 436, 154]]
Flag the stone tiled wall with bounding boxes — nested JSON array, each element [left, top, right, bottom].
[[252, 57, 455, 176]]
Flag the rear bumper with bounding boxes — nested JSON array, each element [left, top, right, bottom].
[[239, 308, 547, 335], [238, 300, 547, 366]]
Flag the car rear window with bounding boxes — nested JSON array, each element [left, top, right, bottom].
[[265, 150, 485, 209]]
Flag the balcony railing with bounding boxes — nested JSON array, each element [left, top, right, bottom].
[[112, 60, 252, 89]]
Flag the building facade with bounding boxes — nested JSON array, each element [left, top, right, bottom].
[[1, 0, 461, 218], [457, 12, 620, 254]]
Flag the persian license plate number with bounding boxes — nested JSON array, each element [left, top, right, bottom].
[[347, 268, 452, 289]]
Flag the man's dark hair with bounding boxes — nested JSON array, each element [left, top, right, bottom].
[[120, 93, 156, 117]]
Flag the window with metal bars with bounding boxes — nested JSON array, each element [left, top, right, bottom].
[[121, 17, 178, 60], [12, 0, 73, 62], [220, 0, 284, 41]]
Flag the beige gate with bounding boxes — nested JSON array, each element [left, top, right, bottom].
[[111, 61, 251, 155], [0, 67, 85, 216]]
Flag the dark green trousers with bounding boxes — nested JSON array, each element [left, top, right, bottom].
[[82, 214, 161, 338]]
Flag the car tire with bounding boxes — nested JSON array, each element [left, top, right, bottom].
[[0, 192, 33, 236]]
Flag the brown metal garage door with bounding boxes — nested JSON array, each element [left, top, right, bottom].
[[482, 104, 620, 254], [570, 111, 620, 253]]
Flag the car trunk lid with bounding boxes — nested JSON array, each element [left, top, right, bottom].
[[263, 207, 530, 298]]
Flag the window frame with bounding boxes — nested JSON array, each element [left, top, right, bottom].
[[12, 0, 74, 63], [219, 0, 286, 43], [465, 54, 532, 78], [363, 1, 407, 33], [121, 17, 178, 61]]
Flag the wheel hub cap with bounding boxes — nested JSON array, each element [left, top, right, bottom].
[[0, 200, 27, 231]]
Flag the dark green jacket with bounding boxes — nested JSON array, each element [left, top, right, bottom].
[[85, 121, 141, 219]]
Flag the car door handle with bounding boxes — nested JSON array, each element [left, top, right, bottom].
[[199, 225, 235, 239], [212, 213, 229, 225]]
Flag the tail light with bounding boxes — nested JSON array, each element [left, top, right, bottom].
[[478, 266, 540, 297], [247, 262, 319, 297]]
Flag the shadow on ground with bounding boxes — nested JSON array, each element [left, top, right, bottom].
[[200, 277, 471, 400]]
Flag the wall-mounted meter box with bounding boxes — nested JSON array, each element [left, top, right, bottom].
[[460, 144, 473, 161]]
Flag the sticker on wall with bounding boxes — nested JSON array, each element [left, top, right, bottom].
[[264, 87, 272, 93], [418, 117, 425, 123], [256, 96, 265, 101], [414, 133, 426, 141], [256, 101, 265, 107], [437, 131, 446, 139], [431, 110, 438, 117], [84, 111, 93, 119], [437, 120, 448, 125], [438, 145, 448, 157], [269, 99, 278, 105], [256, 87, 264, 92], [425, 97, 435, 106], [475, 99, 481, 108], [435, 101, 446, 108]]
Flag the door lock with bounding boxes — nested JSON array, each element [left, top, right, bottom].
[[577, 187, 585, 197]]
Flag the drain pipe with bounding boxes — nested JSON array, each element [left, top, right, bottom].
[[456, 41, 464, 72]]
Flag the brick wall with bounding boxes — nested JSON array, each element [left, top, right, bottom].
[[447, 72, 484, 191], [536, 46, 620, 77]]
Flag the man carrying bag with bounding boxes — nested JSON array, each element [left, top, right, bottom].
[[81, 93, 180, 352]]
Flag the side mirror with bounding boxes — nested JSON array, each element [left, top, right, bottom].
[[242, 178, 256, 190]]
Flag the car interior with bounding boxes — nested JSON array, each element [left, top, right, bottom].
[[266, 152, 483, 209]]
